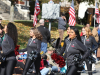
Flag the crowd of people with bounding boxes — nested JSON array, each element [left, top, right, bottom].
[[0, 14, 100, 75]]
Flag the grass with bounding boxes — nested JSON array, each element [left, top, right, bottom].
[[1, 20, 94, 49]]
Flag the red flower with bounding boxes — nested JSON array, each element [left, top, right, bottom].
[[51, 53, 65, 68], [14, 45, 20, 56]]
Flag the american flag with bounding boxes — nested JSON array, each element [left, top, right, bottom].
[[96, 14, 100, 23], [95, 2, 99, 15], [95, 2, 100, 23], [33, 0, 40, 27], [68, 0, 76, 26]]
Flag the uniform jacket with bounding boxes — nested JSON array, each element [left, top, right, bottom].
[[19, 38, 41, 57], [60, 37, 88, 67], [2, 34, 16, 60], [81, 36, 98, 52], [92, 28, 99, 43]]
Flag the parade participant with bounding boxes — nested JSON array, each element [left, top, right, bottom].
[[57, 14, 67, 44], [60, 27, 88, 75], [64, 26, 73, 39], [37, 19, 50, 53], [18, 28, 42, 75], [80, 24, 91, 36], [0, 22, 18, 75], [81, 27, 98, 75]]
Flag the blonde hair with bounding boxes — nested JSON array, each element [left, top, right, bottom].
[[84, 27, 92, 39]]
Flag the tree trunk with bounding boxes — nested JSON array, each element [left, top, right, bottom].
[[9, 2, 14, 22], [75, 1, 79, 24]]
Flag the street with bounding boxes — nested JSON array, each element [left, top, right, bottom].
[[81, 62, 100, 75]]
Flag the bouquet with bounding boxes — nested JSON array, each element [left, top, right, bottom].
[[51, 53, 65, 68]]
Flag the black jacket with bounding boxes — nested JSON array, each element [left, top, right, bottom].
[[60, 37, 88, 67], [81, 35, 98, 52], [1, 34, 16, 60], [19, 38, 41, 57], [37, 26, 50, 43]]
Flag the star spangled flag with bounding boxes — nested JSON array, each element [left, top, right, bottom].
[[33, 0, 40, 27], [95, 2, 100, 23], [95, 2, 99, 15], [68, 0, 76, 26], [96, 14, 100, 23]]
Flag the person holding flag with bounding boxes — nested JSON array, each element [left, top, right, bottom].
[[68, 0, 76, 26], [33, 0, 40, 27]]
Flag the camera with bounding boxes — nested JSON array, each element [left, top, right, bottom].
[[28, 50, 39, 61]]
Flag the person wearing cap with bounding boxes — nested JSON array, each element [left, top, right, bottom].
[[57, 14, 67, 45], [46, 47, 60, 72], [37, 19, 50, 53]]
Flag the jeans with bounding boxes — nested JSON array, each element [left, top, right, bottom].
[[41, 42, 47, 53], [40, 66, 58, 75], [40, 68, 49, 75], [52, 66, 58, 72]]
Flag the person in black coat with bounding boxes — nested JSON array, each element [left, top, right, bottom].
[[60, 27, 89, 75], [18, 28, 42, 75], [0, 22, 18, 75], [81, 27, 98, 75], [37, 19, 50, 53]]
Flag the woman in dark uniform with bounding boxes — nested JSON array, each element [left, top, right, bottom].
[[60, 27, 88, 75], [0, 22, 18, 75], [81, 27, 98, 75], [19, 28, 42, 75]]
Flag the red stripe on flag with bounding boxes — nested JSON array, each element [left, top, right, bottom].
[[33, 0, 40, 27], [68, 0, 76, 26]]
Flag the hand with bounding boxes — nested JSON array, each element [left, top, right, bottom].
[[0, 51, 3, 54], [64, 17, 66, 21]]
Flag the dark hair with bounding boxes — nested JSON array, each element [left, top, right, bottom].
[[95, 24, 99, 27], [61, 13, 65, 16], [7, 22, 18, 47], [31, 27, 42, 41], [0, 24, 4, 37], [0, 24, 4, 29], [70, 26, 82, 42]]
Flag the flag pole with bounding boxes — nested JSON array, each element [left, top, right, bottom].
[[49, 19, 51, 31]]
